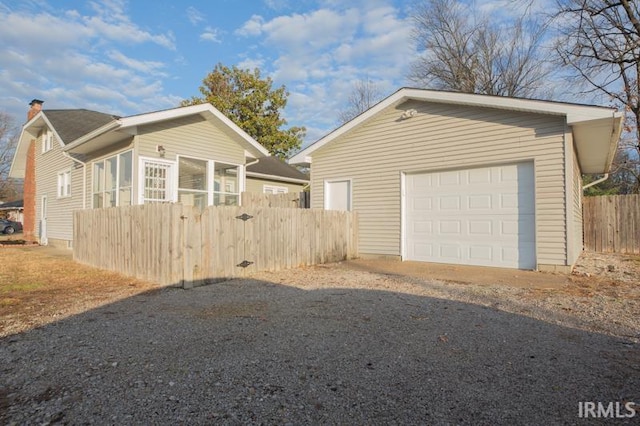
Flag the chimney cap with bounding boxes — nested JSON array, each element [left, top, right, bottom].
[[29, 99, 44, 106]]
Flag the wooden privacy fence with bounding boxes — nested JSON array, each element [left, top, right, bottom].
[[73, 203, 358, 287], [240, 191, 308, 208], [583, 194, 640, 254]]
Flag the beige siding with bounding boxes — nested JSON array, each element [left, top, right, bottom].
[[245, 176, 305, 194], [136, 115, 245, 165], [569, 136, 584, 265], [310, 100, 568, 266], [35, 129, 83, 244]]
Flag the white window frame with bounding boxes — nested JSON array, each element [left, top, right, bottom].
[[92, 150, 133, 208], [57, 169, 71, 198], [42, 129, 53, 153], [263, 185, 288, 194], [177, 154, 211, 208], [138, 156, 177, 204], [213, 161, 242, 206]]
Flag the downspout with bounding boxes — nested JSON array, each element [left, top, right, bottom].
[[241, 157, 262, 206], [582, 174, 609, 191], [62, 152, 87, 209]]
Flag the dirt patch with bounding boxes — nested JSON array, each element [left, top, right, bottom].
[[0, 247, 638, 341], [0, 246, 158, 337]]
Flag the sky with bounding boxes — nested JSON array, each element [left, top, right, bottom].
[[0, 0, 559, 148]]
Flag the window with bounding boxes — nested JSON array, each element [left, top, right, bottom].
[[93, 151, 133, 208], [42, 129, 53, 153], [263, 185, 288, 194], [214, 162, 239, 206], [57, 170, 71, 197], [142, 159, 173, 204], [178, 156, 208, 210]]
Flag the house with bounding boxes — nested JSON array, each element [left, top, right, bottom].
[[290, 88, 623, 272], [245, 156, 309, 194], [0, 199, 24, 223], [9, 100, 270, 248]]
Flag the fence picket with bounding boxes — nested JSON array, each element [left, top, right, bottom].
[[583, 195, 640, 254]]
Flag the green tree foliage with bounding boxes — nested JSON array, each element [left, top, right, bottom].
[[182, 64, 305, 158]]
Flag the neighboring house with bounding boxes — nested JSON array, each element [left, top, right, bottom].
[[0, 199, 24, 223], [10, 100, 269, 248], [290, 88, 623, 272], [245, 156, 309, 194]]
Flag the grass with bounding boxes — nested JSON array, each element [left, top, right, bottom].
[[0, 247, 158, 338], [0, 282, 46, 293]]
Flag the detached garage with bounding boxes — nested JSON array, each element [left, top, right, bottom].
[[290, 88, 622, 272]]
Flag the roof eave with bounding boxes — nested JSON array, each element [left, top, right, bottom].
[[246, 171, 309, 184], [572, 113, 623, 174], [62, 121, 121, 152], [9, 113, 48, 178]]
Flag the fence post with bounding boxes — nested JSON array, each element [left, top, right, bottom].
[[181, 204, 202, 289]]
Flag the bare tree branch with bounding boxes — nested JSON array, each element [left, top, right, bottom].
[[408, 0, 552, 98], [555, 0, 640, 194], [337, 79, 384, 124], [0, 112, 19, 201]]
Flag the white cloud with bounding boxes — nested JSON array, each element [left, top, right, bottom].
[[264, 0, 291, 11], [200, 26, 222, 43], [107, 50, 167, 75], [234, 2, 414, 141], [237, 57, 266, 71], [186, 6, 205, 25], [235, 14, 264, 37], [0, 1, 180, 121]]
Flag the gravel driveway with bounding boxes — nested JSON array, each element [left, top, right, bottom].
[[2, 263, 638, 425]]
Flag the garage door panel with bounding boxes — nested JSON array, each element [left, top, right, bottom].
[[439, 170, 461, 186], [469, 246, 493, 261], [405, 162, 536, 269], [468, 168, 492, 183], [439, 244, 462, 259], [468, 220, 493, 236], [439, 196, 461, 210], [412, 197, 433, 211], [468, 194, 493, 210]]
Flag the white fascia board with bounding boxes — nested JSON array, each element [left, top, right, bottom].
[[62, 120, 120, 152], [289, 87, 620, 164], [246, 171, 309, 184], [9, 112, 66, 177], [119, 103, 270, 157]]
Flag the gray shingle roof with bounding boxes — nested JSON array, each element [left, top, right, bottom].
[[44, 109, 119, 144], [246, 156, 308, 181]]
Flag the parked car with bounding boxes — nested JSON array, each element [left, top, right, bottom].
[[0, 219, 23, 234]]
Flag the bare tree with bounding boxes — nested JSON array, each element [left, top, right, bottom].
[[555, 0, 640, 194], [338, 79, 384, 124], [409, 0, 552, 98], [0, 112, 19, 201]]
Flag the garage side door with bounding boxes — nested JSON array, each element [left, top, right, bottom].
[[404, 162, 535, 269]]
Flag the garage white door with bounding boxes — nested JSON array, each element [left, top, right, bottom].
[[404, 162, 535, 269]]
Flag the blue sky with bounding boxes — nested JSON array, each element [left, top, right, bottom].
[[0, 0, 556, 147]]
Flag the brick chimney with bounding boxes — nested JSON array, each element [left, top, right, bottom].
[[23, 99, 43, 241], [27, 99, 44, 121]]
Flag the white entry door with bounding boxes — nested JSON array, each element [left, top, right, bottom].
[[404, 162, 535, 269], [325, 179, 351, 211], [40, 195, 48, 245]]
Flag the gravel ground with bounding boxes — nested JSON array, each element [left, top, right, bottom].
[[1, 253, 639, 425]]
